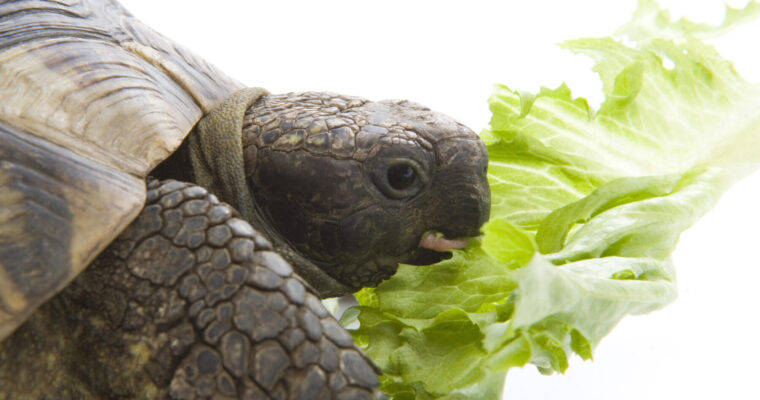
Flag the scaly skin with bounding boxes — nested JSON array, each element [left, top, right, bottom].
[[241, 92, 490, 294], [0, 179, 383, 399]]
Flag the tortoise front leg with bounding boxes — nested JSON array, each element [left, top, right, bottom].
[[0, 179, 383, 399]]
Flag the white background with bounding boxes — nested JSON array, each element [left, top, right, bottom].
[[118, 1, 760, 398]]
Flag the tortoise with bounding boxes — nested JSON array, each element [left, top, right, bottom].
[[0, 0, 490, 398]]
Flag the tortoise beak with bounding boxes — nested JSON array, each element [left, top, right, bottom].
[[404, 190, 490, 267], [405, 143, 491, 266]]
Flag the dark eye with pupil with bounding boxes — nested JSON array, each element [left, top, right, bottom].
[[387, 164, 416, 190]]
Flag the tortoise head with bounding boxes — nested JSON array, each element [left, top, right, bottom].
[[242, 92, 490, 297]]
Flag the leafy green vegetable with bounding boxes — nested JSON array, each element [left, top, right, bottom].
[[347, 1, 760, 398]]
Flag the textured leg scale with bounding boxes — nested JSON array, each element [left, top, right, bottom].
[[0, 179, 384, 400]]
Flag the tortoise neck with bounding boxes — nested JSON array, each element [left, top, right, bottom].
[[188, 88, 268, 222]]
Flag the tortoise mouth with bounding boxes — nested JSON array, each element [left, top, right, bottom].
[[338, 230, 478, 291], [403, 230, 469, 266]]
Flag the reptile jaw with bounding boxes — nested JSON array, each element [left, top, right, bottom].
[[400, 230, 471, 267]]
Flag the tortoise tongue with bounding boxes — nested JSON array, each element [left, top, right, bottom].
[[418, 232, 469, 252]]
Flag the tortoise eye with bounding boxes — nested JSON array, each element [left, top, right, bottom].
[[370, 157, 428, 200], [387, 164, 416, 190]]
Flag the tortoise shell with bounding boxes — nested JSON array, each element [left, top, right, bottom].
[[0, 0, 242, 339]]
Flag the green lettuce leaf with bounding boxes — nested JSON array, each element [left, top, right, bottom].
[[349, 1, 760, 398]]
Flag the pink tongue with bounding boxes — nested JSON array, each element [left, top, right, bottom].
[[418, 232, 469, 252]]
